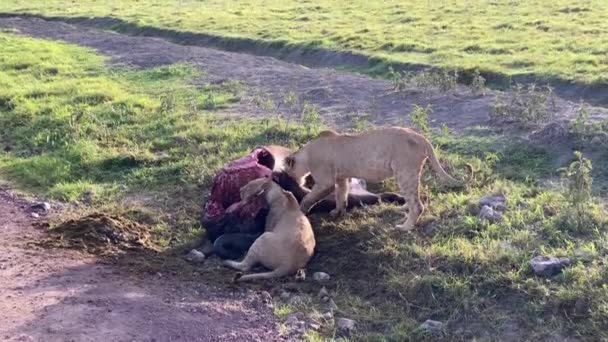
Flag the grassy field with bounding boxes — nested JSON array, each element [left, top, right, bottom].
[[2, 32, 608, 340], [1, 0, 608, 86]]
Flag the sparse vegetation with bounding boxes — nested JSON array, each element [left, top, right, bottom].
[[470, 69, 487, 96], [389, 67, 458, 94], [490, 83, 557, 126], [409, 104, 432, 136]]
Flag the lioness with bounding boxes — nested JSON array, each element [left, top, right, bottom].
[[222, 177, 315, 281], [284, 127, 463, 231]]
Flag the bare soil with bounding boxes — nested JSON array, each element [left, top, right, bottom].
[[0, 186, 284, 342], [0, 16, 606, 131]]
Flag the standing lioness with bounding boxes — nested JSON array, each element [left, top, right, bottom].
[[223, 177, 315, 281], [284, 127, 463, 231]]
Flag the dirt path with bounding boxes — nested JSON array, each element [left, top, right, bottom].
[[1, 16, 606, 130], [0, 187, 283, 342]]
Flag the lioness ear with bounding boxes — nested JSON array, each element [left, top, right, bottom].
[[285, 155, 295, 169]]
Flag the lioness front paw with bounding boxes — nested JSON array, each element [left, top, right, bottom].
[[395, 223, 414, 232], [232, 272, 243, 283], [329, 208, 344, 218]]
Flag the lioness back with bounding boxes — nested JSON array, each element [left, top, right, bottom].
[[304, 127, 426, 181]]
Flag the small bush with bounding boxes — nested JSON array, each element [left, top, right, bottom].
[[389, 67, 458, 93], [410, 104, 432, 136], [490, 83, 556, 126]]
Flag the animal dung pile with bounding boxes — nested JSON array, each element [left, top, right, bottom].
[[42, 213, 154, 255]]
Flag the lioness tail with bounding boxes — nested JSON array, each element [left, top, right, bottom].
[[424, 139, 463, 188]]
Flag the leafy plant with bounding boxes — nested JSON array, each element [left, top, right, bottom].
[[558, 151, 594, 232], [410, 104, 432, 135]]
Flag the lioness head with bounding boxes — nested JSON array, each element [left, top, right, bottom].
[[284, 152, 309, 182], [239, 177, 273, 201]]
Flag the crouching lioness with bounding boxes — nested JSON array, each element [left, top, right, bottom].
[[223, 177, 315, 281], [284, 127, 463, 231]]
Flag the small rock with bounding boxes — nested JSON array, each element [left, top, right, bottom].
[[185, 249, 206, 264], [326, 299, 338, 312], [590, 132, 608, 149], [479, 205, 502, 222], [322, 311, 333, 321], [313, 272, 330, 282], [199, 240, 214, 256], [415, 319, 444, 337], [287, 295, 304, 305], [318, 287, 330, 302], [574, 298, 590, 315], [543, 205, 558, 217], [309, 323, 321, 331], [30, 212, 39, 219], [30, 202, 51, 212], [285, 314, 301, 328], [479, 194, 506, 211], [336, 318, 357, 337], [260, 291, 273, 305], [279, 290, 291, 301], [530, 256, 571, 277]]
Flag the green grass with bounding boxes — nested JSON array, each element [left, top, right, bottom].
[[1, 0, 608, 86], [1, 33, 608, 341]]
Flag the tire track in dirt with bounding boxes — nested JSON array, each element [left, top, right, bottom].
[[1, 16, 606, 131], [0, 187, 284, 342]]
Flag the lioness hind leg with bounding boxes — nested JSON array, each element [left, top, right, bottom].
[[330, 178, 349, 217], [223, 245, 259, 271], [395, 170, 424, 232]]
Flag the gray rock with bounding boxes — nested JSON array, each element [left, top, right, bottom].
[[530, 256, 571, 277], [309, 323, 321, 331], [322, 311, 333, 321], [479, 194, 506, 211], [285, 314, 301, 328], [287, 295, 304, 305], [30, 202, 51, 212], [199, 240, 214, 256], [590, 132, 608, 148], [279, 290, 291, 301], [313, 272, 330, 282], [326, 299, 339, 312], [260, 291, 273, 305], [415, 319, 444, 337], [30, 212, 39, 219], [185, 249, 206, 264], [479, 205, 503, 222], [336, 318, 357, 337], [318, 287, 329, 302]]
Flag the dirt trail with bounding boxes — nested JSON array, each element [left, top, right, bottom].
[[1, 16, 606, 130], [0, 187, 283, 342]]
